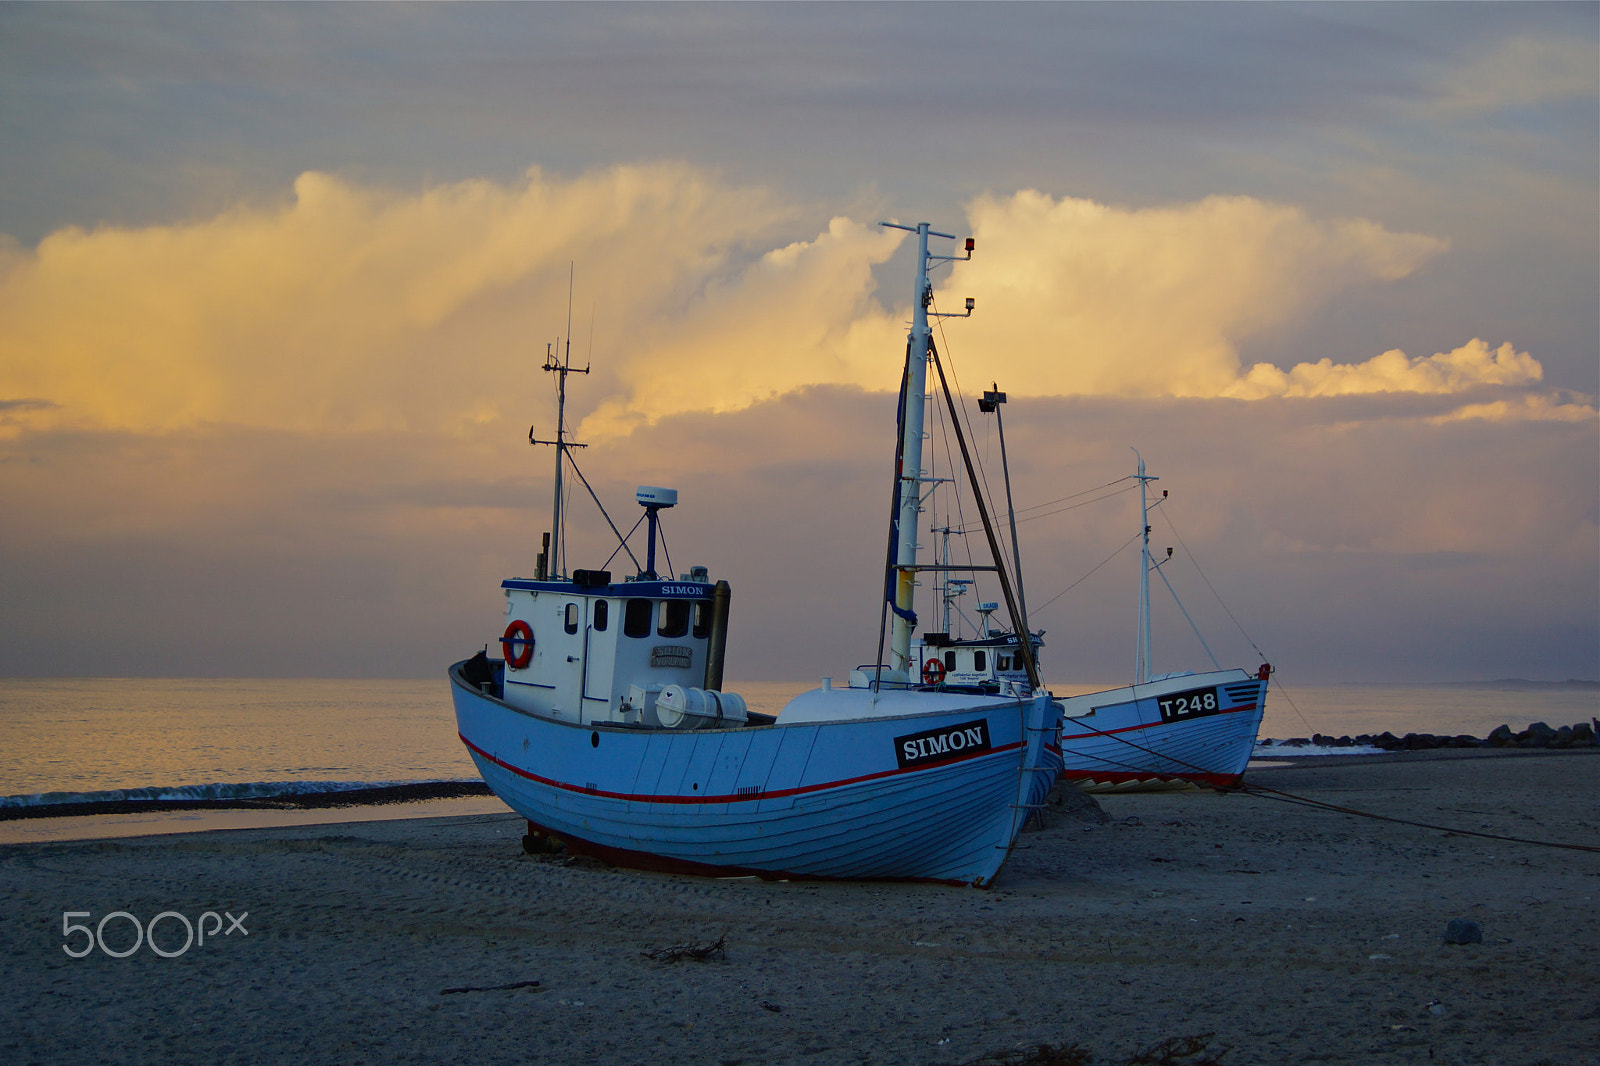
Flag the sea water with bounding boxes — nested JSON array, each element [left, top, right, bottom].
[[3, 676, 1593, 805]]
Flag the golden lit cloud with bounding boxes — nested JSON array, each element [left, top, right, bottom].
[[580, 217, 905, 438], [1225, 339, 1544, 399], [1428, 392, 1598, 425], [0, 164, 782, 434], [946, 190, 1452, 397], [1, 172, 1572, 443]]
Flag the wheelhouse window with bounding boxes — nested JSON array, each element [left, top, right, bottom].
[[998, 654, 1011, 671], [657, 599, 689, 638], [564, 603, 579, 635], [692, 600, 712, 639], [943, 651, 956, 671], [973, 650, 987, 671], [624, 598, 652, 637], [592, 599, 609, 632]]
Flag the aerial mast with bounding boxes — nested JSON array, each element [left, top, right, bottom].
[[530, 264, 589, 580], [1134, 449, 1158, 684]]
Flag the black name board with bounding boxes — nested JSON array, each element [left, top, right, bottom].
[[1155, 685, 1222, 723], [895, 719, 992, 769]]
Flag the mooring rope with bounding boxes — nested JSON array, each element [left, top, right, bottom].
[[1056, 696, 1600, 854], [1232, 778, 1600, 854]]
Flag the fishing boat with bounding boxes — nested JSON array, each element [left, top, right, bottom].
[[1055, 455, 1270, 791], [449, 222, 1059, 886]]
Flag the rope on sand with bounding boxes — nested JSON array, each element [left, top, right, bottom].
[[1231, 780, 1600, 854], [1059, 705, 1600, 854]]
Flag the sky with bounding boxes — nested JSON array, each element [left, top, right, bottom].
[[0, 3, 1595, 685]]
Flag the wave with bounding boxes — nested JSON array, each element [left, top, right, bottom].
[[1251, 743, 1384, 757], [0, 778, 489, 814]]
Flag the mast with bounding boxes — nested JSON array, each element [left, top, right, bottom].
[[892, 223, 932, 674], [935, 525, 954, 634], [532, 264, 589, 580], [879, 223, 973, 675], [979, 385, 1028, 637], [1133, 450, 1158, 684]]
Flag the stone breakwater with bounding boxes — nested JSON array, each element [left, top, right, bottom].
[[1259, 718, 1599, 751]]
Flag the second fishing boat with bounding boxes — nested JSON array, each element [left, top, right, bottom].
[[1055, 454, 1270, 791]]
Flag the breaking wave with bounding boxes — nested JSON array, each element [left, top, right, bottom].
[[0, 779, 481, 809]]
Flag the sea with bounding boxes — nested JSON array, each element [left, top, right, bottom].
[[1, 676, 1593, 843]]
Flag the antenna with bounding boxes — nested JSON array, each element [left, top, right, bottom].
[[635, 486, 678, 579], [528, 263, 590, 580]]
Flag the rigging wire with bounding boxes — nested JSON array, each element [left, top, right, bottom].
[[1154, 506, 1320, 737], [1032, 530, 1142, 615], [1156, 508, 1266, 662], [563, 452, 643, 573], [599, 513, 649, 573], [952, 481, 1139, 535], [656, 520, 675, 582], [930, 301, 1014, 579], [1010, 475, 1136, 519], [1013, 483, 1140, 527], [872, 353, 915, 688], [925, 357, 972, 633], [558, 478, 574, 577], [926, 305, 993, 626], [1150, 557, 1221, 671]]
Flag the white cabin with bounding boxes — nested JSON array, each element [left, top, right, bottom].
[[493, 568, 749, 729]]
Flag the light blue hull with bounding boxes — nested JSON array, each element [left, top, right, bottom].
[[1057, 669, 1267, 791], [451, 663, 1059, 886]]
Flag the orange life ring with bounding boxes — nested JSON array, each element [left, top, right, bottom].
[[922, 658, 947, 685], [502, 620, 534, 669]]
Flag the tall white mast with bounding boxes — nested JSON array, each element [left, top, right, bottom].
[[890, 224, 933, 674], [1134, 450, 1158, 684], [880, 222, 972, 675]]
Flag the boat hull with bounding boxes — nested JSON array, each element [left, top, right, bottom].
[[451, 663, 1059, 886], [1056, 669, 1266, 792]]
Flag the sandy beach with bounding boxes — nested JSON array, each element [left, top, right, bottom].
[[2, 748, 1594, 1066]]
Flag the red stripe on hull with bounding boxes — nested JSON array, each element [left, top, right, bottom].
[[1059, 703, 1256, 741], [459, 732, 1023, 805]]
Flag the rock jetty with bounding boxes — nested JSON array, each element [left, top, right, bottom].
[[1258, 719, 1598, 751]]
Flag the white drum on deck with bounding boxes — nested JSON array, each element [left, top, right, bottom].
[[654, 685, 749, 729]]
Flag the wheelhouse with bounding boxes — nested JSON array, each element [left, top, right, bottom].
[[494, 570, 739, 727]]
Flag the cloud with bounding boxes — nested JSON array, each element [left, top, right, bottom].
[[944, 189, 1453, 397], [0, 164, 783, 434], [1, 170, 1570, 448], [1, 388, 1592, 681], [1429, 392, 1598, 425], [1225, 338, 1544, 399], [1431, 36, 1599, 115], [578, 216, 905, 438]]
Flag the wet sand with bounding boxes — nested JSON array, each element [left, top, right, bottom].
[[1, 749, 1594, 1065]]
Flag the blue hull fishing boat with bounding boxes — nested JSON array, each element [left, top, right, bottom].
[[1056, 455, 1270, 791], [450, 222, 1059, 886], [1057, 667, 1268, 791]]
